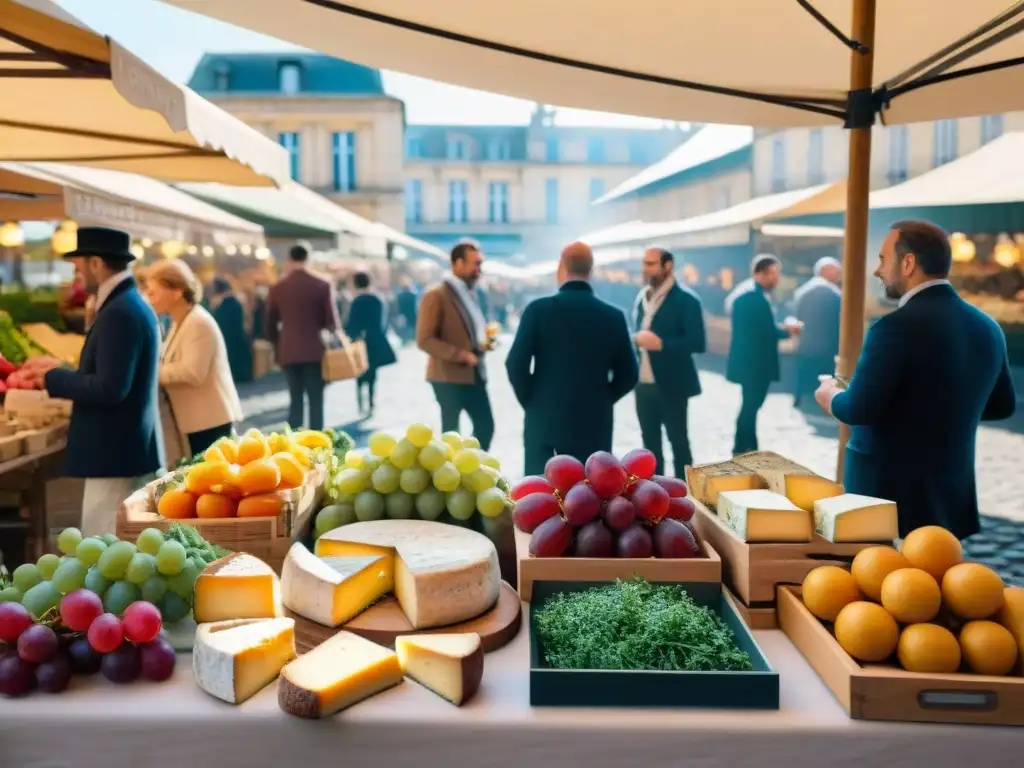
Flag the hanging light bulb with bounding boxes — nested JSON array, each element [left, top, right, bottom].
[[239, 244, 252, 256], [51, 220, 78, 255], [949, 232, 976, 263], [255, 246, 271, 260], [140, 237, 153, 248], [225, 244, 238, 256], [159, 240, 185, 259], [186, 245, 198, 256], [993, 233, 1020, 269], [201, 245, 215, 258], [0, 222, 25, 248], [130, 243, 145, 260]]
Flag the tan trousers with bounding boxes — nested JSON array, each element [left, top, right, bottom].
[[81, 478, 135, 538]]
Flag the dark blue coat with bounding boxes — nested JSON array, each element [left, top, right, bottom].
[[727, 285, 789, 386], [795, 279, 841, 360], [506, 281, 638, 467], [345, 293, 397, 371], [832, 284, 1017, 539], [632, 282, 706, 398], [45, 278, 163, 478]]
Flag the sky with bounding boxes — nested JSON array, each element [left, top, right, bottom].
[[55, 0, 680, 128]]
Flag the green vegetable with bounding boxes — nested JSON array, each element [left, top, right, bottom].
[[166, 523, 232, 564], [534, 578, 753, 672]]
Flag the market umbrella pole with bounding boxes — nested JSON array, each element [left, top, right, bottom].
[[835, 0, 877, 483]]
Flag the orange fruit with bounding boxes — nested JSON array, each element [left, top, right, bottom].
[[271, 451, 307, 490], [214, 438, 239, 464], [802, 566, 861, 622], [996, 586, 1024, 648], [268, 433, 292, 454], [158, 488, 198, 519], [184, 460, 232, 495], [834, 601, 899, 662], [941, 562, 1005, 620], [238, 458, 281, 496], [901, 526, 963, 581], [237, 493, 284, 518], [289, 444, 314, 469], [851, 546, 910, 603], [959, 621, 1018, 676], [196, 493, 238, 519], [880, 568, 942, 624], [209, 463, 243, 499], [236, 429, 270, 465], [898, 624, 962, 673], [204, 445, 228, 463]]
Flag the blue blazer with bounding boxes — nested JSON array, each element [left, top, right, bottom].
[[345, 293, 397, 371], [633, 282, 707, 398], [727, 285, 788, 386], [832, 284, 1016, 539], [46, 277, 163, 478]]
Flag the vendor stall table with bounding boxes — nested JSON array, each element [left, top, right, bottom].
[[0, 441, 65, 562], [0, 609, 1018, 768]]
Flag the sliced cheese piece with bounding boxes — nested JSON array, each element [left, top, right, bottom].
[[685, 460, 762, 508], [280, 542, 392, 627], [813, 493, 898, 543], [192, 618, 296, 704], [193, 552, 283, 624], [717, 489, 813, 542], [732, 451, 843, 511], [395, 633, 484, 706], [278, 631, 403, 718], [316, 520, 500, 629]]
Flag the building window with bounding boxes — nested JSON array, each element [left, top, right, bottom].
[[405, 179, 422, 224], [808, 129, 824, 185], [487, 139, 511, 161], [279, 63, 301, 94], [586, 137, 605, 163], [331, 131, 356, 192], [888, 125, 908, 184], [544, 178, 558, 223], [446, 137, 469, 160], [488, 182, 509, 223], [278, 131, 300, 181], [933, 119, 958, 167], [981, 114, 1004, 145], [770, 135, 786, 193], [448, 180, 468, 223], [406, 137, 422, 158], [545, 138, 559, 163], [589, 178, 605, 201], [214, 64, 230, 90]]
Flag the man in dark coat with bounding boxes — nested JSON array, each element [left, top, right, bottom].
[[506, 242, 639, 474], [817, 220, 1016, 540], [792, 257, 842, 408], [632, 247, 707, 477], [23, 227, 162, 537], [727, 254, 800, 454]]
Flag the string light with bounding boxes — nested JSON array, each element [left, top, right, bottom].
[[0, 222, 25, 248], [949, 232, 976, 263]]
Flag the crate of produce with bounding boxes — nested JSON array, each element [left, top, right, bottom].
[[19, 422, 68, 454], [0, 434, 23, 463], [529, 578, 778, 708]]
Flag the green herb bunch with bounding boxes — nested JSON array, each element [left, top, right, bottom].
[[534, 578, 753, 672]]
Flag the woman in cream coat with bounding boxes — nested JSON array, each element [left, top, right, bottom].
[[145, 260, 243, 466]]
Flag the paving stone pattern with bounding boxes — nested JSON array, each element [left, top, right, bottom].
[[239, 339, 1024, 586]]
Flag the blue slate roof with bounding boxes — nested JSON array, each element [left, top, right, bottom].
[[188, 52, 385, 95]]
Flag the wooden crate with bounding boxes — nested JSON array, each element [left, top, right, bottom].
[[514, 526, 722, 603], [777, 586, 1024, 725], [692, 501, 878, 628]]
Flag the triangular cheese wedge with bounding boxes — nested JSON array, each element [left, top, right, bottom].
[[193, 552, 283, 624], [395, 632, 484, 706], [281, 542, 392, 627], [193, 617, 296, 704]]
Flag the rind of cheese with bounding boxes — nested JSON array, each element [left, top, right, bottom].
[[717, 489, 813, 542], [281, 542, 393, 627], [813, 493, 898, 543], [395, 632, 484, 706], [278, 631, 403, 718], [192, 618, 296, 704], [685, 460, 762, 508], [193, 553, 283, 624], [732, 451, 843, 511], [316, 520, 500, 629]]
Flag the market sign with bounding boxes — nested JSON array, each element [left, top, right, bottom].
[[64, 187, 186, 243]]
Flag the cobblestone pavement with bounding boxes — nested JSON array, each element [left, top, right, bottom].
[[239, 338, 1024, 585]]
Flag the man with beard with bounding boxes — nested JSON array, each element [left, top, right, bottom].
[[22, 227, 162, 536], [632, 247, 706, 477], [816, 220, 1016, 540]]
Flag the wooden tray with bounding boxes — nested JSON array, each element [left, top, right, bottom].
[[514, 527, 722, 602], [777, 586, 1024, 726], [287, 581, 522, 654]]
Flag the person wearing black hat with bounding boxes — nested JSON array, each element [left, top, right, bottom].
[[22, 226, 163, 536]]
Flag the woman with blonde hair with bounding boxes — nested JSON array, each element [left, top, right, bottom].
[[145, 260, 243, 466]]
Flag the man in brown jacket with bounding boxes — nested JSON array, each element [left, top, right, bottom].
[[416, 241, 494, 450]]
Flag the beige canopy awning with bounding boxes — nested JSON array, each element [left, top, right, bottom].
[[0, 162, 265, 248], [1, 0, 289, 185]]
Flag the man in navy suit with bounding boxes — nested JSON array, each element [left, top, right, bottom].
[[792, 257, 842, 408], [506, 242, 639, 474], [816, 220, 1017, 540], [24, 227, 162, 537]]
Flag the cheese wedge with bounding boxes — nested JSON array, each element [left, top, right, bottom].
[[717, 489, 813, 542], [685, 460, 762, 508], [278, 631, 403, 718], [281, 542, 392, 627], [193, 618, 296, 704], [395, 633, 484, 706], [315, 520, 500, 629], [813, 493, 898, 543], [193, 553, 283, 623], [732, 451, 843, 511]]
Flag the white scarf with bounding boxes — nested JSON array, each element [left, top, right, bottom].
[[444, 273, 488, 379], [637, 277, 674, 384]]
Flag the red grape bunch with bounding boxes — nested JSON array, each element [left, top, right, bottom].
[[510, 448, 700, 560], [0, 590, 176, 697]]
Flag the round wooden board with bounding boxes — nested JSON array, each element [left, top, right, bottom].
[[287, 581, 522, 654]]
